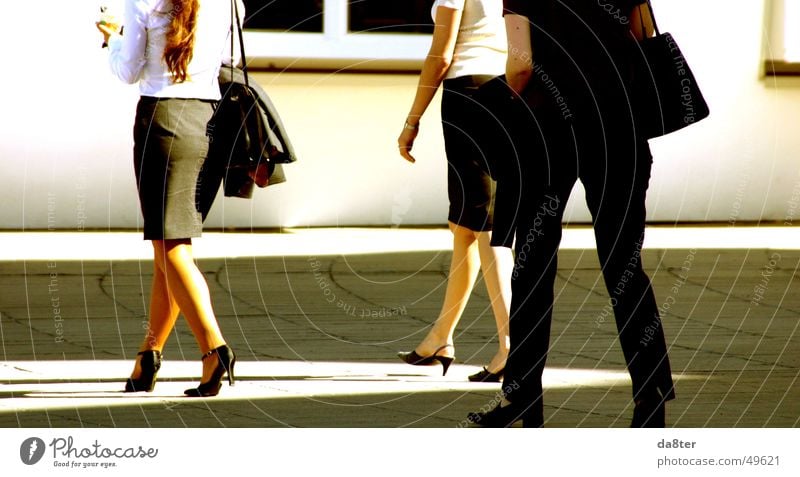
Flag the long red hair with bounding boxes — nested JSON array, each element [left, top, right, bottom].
[[163, 0, 199, 83]]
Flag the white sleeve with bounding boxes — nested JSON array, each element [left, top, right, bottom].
[[108, 0, 148, 84], [436, 0, 466, 10]]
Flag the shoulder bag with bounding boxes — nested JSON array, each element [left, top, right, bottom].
[[633, 0, 710, 138], [214, 0, 294, 198]]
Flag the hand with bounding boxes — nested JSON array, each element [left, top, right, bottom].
[[398, 126, 419, 164], [96, 21, 121, 44]]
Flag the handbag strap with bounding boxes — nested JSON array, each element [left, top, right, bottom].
[[230, 0, 249, 88], [640, 0, 662, 37]]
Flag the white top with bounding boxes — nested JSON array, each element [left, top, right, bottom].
[[432, 0, 507, 80], [108, 0, 244, 99]]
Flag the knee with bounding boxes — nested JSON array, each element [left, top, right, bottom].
[[154, 239, 192, 268], [450, 223, 478, 245]]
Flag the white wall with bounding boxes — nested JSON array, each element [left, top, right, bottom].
[[1, 0, 799, 231]]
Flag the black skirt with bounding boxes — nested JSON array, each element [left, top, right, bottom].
[[441, 75, 497, 232], [133, 97, 222, 240]]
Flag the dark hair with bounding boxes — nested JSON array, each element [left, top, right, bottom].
[[163, 0, 199, 84]]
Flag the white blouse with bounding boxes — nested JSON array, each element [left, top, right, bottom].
[[108, 0, 244, 99], [432, 0, 507, 80]]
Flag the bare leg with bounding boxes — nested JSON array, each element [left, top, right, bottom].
[[154, 239, 226, 382], [476, 231, 512, 373], [129, 260, 180, 380], [414, 222, 481, 357]]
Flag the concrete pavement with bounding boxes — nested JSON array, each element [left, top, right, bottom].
[[1, 228, 798, 427]]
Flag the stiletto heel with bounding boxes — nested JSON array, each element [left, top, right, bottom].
[[184, 345, 236, 397], [438, 355, 454, 376], [124, 350, 162, 393], [398, 344, 455, 376]]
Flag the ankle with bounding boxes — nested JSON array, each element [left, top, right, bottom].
[[416, 335, 453, 354]]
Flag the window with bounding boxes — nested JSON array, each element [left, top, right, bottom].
[[765, 0, 800, 75], [241, 0, 432, 71], [242, 0, 323, 33], [349, 0, 434, 34]]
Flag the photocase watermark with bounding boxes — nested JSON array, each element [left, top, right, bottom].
[[507, 45, 573, 121], [639, 316, 662, 348], [20, 437, 46, 466], [308, 258, 407, 319], [48, 262, 65, 344], [513, 195, 561, 279], [533, 64, 573, 121], [596, 0, 630, 25], [728, 161, 752, 226], [76, 165, 88, 231], [751, 252, 781, 307], [661, 34, 703, 125], [641, 248, 698, 347], [19, 436, 159, 469], [47, 192, 57, 231], [595, 233, 646, 329], [783, 168, 800, 226], [656, 248, 697, 319], [46, 192, 65, 344]]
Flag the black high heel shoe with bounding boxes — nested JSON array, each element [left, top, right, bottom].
[[468, 366, 505, 383], [124, 350, 162, 393], [467, 400, 542, 428], [630, 396, 666, 427], [184, 345, 236, 397], [398, 344, 455, 376]]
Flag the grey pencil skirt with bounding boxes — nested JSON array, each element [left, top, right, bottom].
[[133, 97, 222, 240]]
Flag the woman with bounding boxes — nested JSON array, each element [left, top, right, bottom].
[[468, 0, 675, 427], [97, 0, 242, 397], [397, 0, 513, 382]]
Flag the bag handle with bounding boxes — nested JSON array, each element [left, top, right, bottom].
[[230, 0, 249, 88], [639, 0, 662, 38]]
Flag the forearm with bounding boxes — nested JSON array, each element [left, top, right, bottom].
[[406, 54, 451, 124], [406, 6, 459, 125], [108, 0, 147, 84], [505, 14, 533, 94]]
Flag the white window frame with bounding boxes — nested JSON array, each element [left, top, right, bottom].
[[765, 0, 800, 75], [243, 0, 431, 70]]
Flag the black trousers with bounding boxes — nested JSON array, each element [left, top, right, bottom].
[[501, 101, 675, 424]]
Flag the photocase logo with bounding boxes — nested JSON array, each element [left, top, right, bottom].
[[20, 437, 46, 465]]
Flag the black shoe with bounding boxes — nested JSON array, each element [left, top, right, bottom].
[[124, 350, 162, 393], [468, 366, 504, 383], [398, 344, 455, 376], [184, 345, 236, 397], [631, 397, 666, 427], [467, 401, 542, 428]]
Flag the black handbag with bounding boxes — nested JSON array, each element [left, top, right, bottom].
[[633, 0, 709, 139], [214, 0, 292, 198]]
